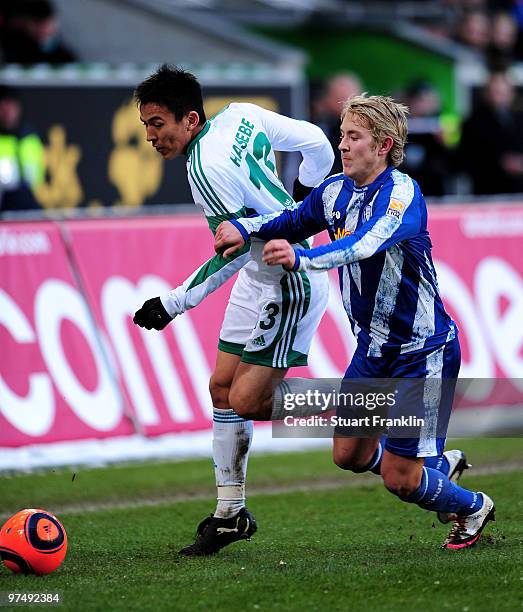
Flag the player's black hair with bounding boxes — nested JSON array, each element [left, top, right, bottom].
[[134, 64, 206, 124]]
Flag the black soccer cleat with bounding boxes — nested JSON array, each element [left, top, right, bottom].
[[179, 507, 257, 556]]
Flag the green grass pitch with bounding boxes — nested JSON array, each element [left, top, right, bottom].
[[0, 438, 521, 611]]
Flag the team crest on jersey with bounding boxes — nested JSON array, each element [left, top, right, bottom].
[[363, 204, 373, 222], [334, 227, 351, 240]]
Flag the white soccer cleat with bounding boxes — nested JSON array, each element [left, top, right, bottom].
[[444, 492, 495, 550], [437, 450, 472, 524]]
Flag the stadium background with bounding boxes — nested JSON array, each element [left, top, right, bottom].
[[0, 2, 522, 610], [1, 0, 522, 467]]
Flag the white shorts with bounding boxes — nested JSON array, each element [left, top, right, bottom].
[[219, 241, 329, 368]]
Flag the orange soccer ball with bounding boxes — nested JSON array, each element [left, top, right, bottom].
[[0, 509, 67, 575]]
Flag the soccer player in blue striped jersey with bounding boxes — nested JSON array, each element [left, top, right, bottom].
[[215, 94, 496, 550], [132, 65, 334, 555]]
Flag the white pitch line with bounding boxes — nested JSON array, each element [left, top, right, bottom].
[[1, 461, 520, 520]]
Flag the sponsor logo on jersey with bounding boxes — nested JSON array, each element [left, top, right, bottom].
[[334, 227, 351, 240], [389, 198, 405, 211], [386, 198, 405, 220], [386, 208, 401, 219]]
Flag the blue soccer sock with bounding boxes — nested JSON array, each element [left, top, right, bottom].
[[407, 466, 483, 516], [424, 454, 450, 474]]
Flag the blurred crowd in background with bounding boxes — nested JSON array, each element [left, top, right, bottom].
[[312, 70, 523, 196], [311, 0, 523, 196], [0, 0, 522, 212], [434, 0, 523, 70], [0, 0, 76, 65], [0, 0, 520, 69]]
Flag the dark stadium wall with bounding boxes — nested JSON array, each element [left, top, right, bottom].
[[253, 26, 456, 115], [13, 82, 294, 209]]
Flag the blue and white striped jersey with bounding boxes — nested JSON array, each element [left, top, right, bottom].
[[233, 166, 457, 356]]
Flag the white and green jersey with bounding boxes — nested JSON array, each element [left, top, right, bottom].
[[161, 102, 334, 317]]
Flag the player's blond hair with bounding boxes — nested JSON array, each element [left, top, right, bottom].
[[341, 94, 409, 167]]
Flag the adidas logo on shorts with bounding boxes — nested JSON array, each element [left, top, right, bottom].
[[252, 335, 266, 347]]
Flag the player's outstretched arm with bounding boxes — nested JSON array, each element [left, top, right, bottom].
[[133, 244, 251, 331], [225, 186, 328, 250], [289, 180, 421, 272], [157, 243, 251, 320]]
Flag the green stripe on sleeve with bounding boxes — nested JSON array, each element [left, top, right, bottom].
[[186, 243, 251, 291], [189, 156, 221, 216], [195, 143, 228, 216]]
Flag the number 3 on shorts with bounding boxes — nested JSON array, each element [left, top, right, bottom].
[[260, 303, 280, 330]]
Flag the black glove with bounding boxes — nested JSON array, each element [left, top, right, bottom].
[[133, 297, 173, 331], [292, 177, 314, 203]]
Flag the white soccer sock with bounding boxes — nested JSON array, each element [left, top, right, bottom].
[[212, 408, 253, 519]]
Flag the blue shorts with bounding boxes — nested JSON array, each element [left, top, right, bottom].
[[340, 338, 461, 458]]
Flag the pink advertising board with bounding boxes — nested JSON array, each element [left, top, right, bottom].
[[1, 203, 522, 449], [0, 222, 134, 447]]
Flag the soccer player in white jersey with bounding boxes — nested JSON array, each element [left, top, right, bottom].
[[216, 95, 496, 550], [132, 65, 333, 555]]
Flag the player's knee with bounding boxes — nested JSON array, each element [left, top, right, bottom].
[[228, 388, 266, 420], [228, 387, 255, 417], [332, 448, 371, 473], [209, 376, 231, 410], [382, 471, 419, 499], [228, 397, 261, 420]]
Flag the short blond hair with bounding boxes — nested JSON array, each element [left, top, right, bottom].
[[341, 94, 409, 167]]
